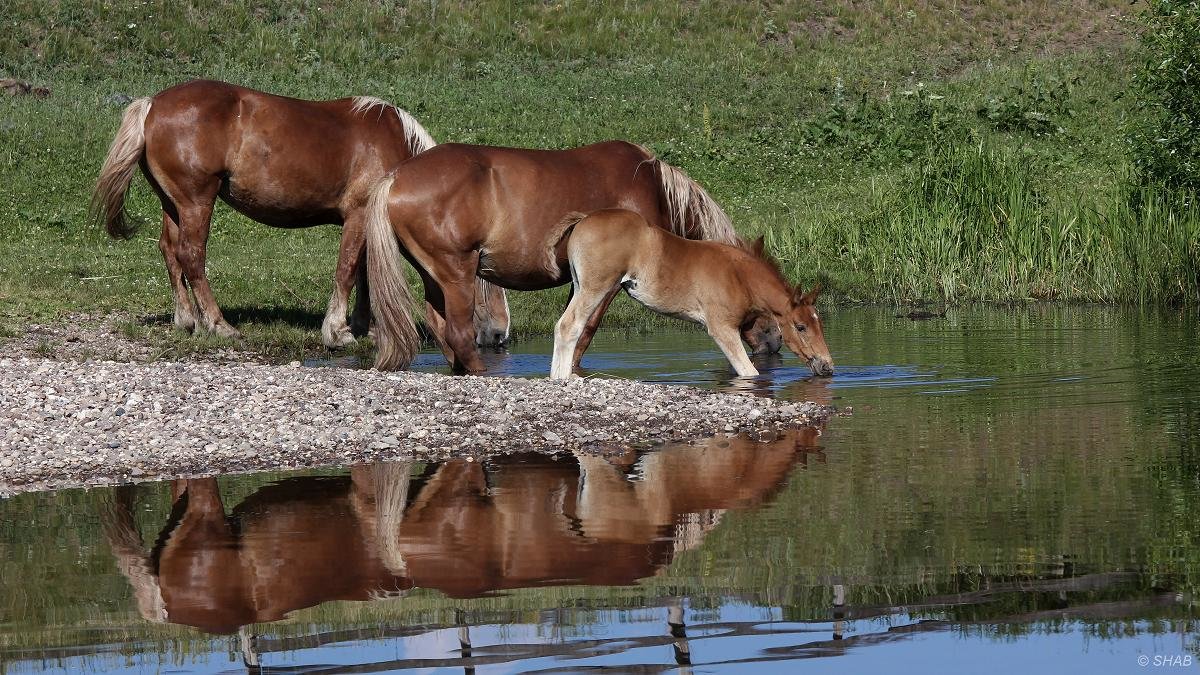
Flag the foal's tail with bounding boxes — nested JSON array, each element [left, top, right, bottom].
[[652, 159, 738, 244], [91, 97, 152, 240], [365, 175, 422, 371]]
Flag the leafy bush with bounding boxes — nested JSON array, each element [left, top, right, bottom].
[[976, 74, 1077, 137], [799, 90, 971, 163], [1129, 0, 1200, 195]]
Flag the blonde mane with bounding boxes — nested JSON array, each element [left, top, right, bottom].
[[350, 96, 437, 156]]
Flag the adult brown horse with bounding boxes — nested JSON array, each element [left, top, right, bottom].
[[90, 79, 511, 349], [364, 140, 778, 372]]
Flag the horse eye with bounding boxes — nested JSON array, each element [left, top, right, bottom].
[[795, 323, 807, 333]]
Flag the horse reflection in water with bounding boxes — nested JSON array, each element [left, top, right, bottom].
[[102, 428, 823, 641]]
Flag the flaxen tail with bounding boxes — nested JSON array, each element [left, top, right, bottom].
[[653, 159, 738, 244], [365, 175, 422, 370], [91, 97, 152, 239]]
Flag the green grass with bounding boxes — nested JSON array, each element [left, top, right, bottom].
[[2, 0, 1195, 361]]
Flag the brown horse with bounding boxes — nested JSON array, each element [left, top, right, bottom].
[[90, 79, 511, 349], [364, 140, 777, 372], [100, 430, 821, 634], [551, 209, 833, 378]]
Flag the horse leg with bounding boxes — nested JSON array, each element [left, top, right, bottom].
[[708, 324, 759, 377], [350, 246, 371, 338], [424, 254, 486, 374], [174, 190, 240, 340], [413, 266, 456, 365], [322, 215, 366, 348], [570, 286, 621, 369], [158, 210, 197, 332]]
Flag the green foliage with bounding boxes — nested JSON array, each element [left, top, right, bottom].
[[1129, 0, 1200, 194], [765, 143, 1200, 304], [977, 73, 1077, 136]]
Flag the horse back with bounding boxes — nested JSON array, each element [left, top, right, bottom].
[[143, 80, 414, 224]]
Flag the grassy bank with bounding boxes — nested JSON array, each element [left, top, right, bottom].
[[2, 0, 1195, 359]]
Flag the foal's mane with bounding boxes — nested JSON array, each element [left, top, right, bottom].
[[735, 235, 794, 294], [350, 96, 437, 156]]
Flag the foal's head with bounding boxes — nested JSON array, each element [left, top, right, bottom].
[[780, 284, 834, 376], [743, 237, 834, 377]]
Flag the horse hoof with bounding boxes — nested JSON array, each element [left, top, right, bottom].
[[212, 324, 242, 340], [323, 331, 356, 349]]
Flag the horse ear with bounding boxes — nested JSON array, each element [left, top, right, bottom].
[[802, 283, 823, 305], [751, 235, 766, 255], [791, 284, 806, 305]]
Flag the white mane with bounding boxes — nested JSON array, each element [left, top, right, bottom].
[[350, 96, 437, 155]]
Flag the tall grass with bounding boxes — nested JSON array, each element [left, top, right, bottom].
[[765, 143, 1200, 304]]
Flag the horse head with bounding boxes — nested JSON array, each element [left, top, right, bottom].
[[781, 284, 834, 376]]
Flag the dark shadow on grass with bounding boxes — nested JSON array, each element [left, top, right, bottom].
[[136, 306, 326, 331]]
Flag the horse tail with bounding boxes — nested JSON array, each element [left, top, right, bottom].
[[91, 97, 152, 239], [372, 461, 413, 578], [365, 175, 421, 371], [98, 487, 167, 623], [542, 211, 589, 277], [652, 159, 738, 244]]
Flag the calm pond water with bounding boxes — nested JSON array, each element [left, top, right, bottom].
[[2, 305, 1199, 673]]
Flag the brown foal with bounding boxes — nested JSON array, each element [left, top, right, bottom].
[[90, 79, 510, 348], [551, 209, 834, 378], [364, 140, 776, 372]]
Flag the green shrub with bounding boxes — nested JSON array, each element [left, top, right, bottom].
[[1129, 0, 1200, 195]]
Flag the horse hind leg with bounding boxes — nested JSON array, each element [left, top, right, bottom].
[[350, 246, 371, 338], [159, 210, 197, 332], [322, 215, 366, 348], [172, 188, 241, 340], [570, 285, 620, 370], [553, 280, 620, 379]]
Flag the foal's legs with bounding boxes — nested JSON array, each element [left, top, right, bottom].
[[158, 210, 197, 332], [321, 214, 367, 348], [552, 283, 620, 379], [707, 324, 759, 378], [570, 286, 621, 369]]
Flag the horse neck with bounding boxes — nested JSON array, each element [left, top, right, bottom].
[[743, 259, 793, 317]]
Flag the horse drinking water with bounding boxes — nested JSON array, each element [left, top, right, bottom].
[[363, 140, 780, 373], [549, 209, 833, 378], [90, 80, 511, 348]]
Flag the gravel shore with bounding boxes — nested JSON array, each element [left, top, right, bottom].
[[0, 356, 829, 496]]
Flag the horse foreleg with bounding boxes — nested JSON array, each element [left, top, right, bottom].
[[708, 324, 759, 378], [175, 194, 240, 340], [159, 210, 197, 332], [322, 216, 366, 348], [570, 286, 621, 370]]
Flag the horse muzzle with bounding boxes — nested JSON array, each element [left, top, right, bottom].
[[808, 356, 834, 377], [476, 330, 511, 349]]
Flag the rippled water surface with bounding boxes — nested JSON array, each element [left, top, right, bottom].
[[3, 306, 1199, 673]]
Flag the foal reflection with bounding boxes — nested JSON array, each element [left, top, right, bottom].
[[102, 428, 822, 634]]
